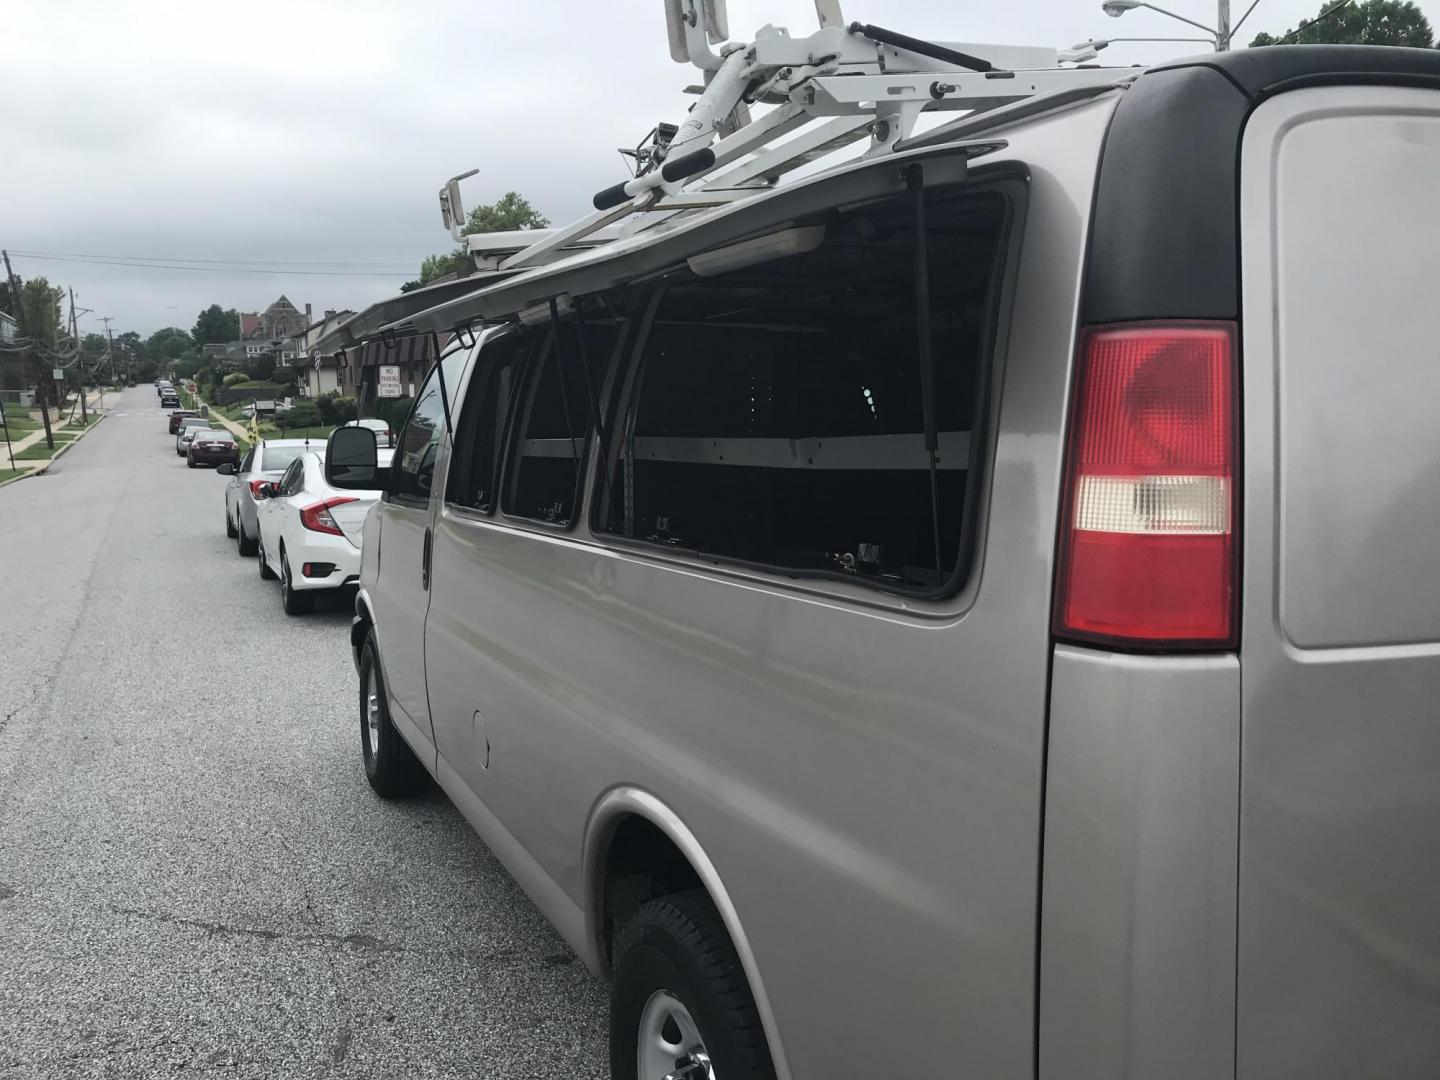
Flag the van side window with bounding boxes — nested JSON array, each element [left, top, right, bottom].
[[599, 188, 1007, 594], [504, 317, 618, 525], [393, 347, 468, 503], [447, 331, 530, 513]]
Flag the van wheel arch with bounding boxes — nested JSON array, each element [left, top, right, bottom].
[[585, 789, 792, 1080]]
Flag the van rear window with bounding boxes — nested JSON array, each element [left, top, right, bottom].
[[598, 187, 1007, 594]]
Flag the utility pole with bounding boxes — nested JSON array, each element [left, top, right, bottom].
[[100, 315, 116, 388], [1217, 0, 1231, 50], [2, 248, 54, 451], [70, 288, 88, 425]]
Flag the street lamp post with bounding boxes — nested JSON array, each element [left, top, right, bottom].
[[1100, 0, 1261, 51]]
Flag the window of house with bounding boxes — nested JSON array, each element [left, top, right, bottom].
[[598, 187, 1009, 594], [447, 330, 530, 512], [392, 346, 469, 504], [503, 314, 619, 525]]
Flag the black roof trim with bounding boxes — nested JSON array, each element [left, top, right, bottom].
[[1149, 44, 1440, 99], [1083, 45, 1440, 326]]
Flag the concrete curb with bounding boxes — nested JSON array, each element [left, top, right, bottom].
[[0, 412, 108, 490]]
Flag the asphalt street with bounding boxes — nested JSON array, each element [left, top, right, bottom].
[[0, 388, 610, 1079]]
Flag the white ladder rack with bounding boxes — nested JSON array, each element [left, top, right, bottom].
[[440, 3, 1129, 277]]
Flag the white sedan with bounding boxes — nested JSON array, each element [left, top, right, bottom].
[[254, 449, 393, 614]]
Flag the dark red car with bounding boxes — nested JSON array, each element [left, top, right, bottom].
[[187, 429, 240, 468], [168, 409, 201, 434]]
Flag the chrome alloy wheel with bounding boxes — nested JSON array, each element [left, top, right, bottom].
[[364, 666, 381, 759], [637, 991, 714, 1080]]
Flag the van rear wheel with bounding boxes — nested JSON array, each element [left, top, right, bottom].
[[611, 891, 776, 1080], [358, 630, 426, 798]]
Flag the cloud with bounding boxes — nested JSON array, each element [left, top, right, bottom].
[[1, 0, 1413, 333]]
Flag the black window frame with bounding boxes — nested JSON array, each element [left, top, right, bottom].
[[498, 311, 628, 531], [590, 175, 1025, 603], [388, 342, 468, 509], [445, 327, 535, 518]]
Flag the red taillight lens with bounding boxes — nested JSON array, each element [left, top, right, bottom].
[[300, 497, 358, 536], [248, 478, 270, 497], [1054, 322, 1238, 649]]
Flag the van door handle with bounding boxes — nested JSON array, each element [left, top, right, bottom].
[[422, 526, 432, 591]]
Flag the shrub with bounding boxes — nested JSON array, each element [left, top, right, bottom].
[[279, 400, 321, 427], [374, 395, 413, 428], [316, 394, 358, 425], [221, 372, 250, 388]]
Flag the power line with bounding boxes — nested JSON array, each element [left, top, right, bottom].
[[9, 253, 410, 277], [8, 248, 416, 269]]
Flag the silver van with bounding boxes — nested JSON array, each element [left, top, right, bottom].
[[324, 42, 1440, 1080]]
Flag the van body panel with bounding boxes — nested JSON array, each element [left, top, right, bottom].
[[1039, 646, 1240, 1080], [417, 93, 1118, 1078], [1238, 86, 1440, 1079]]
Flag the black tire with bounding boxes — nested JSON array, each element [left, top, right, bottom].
[[357, 630, 426, 798], [236, 517, 258, 557], [610, 891, 776, 1080], [280, 553, 314, 615], [225, 507, 238, 539], [257, 536, 276, 580]]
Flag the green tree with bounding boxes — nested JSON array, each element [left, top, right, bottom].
[[410, 191, 550, 287], [18, 278, 64, 350], [0, 273, 20, 319], [145, 326, 193, 360], [1251, 0, 1433, 46], [79, 333, 108, 365], [192, 304, 240, 345]]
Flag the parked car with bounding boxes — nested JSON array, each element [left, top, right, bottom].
[[254, 448, 392, 614], [219, 438, 327, 556], [343, 417, 396, 448], [160, 393, 180, 409], [323, 43, 1440, 1080], [187, 428, 239, 469], [175, 421, 212, 456], [167, 409, 201, 434], [156, 381, 172, 397]]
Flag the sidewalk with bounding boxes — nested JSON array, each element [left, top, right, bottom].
[[202, 402, 250, 442], [1, 390, 110, 483]]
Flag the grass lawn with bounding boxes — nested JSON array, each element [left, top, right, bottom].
[[14, 444, 58, 461], [0, 466, 25, 482], [260, 423, 334, 441]]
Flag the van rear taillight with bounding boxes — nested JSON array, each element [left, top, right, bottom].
[[1054, 322, 1238, 649]]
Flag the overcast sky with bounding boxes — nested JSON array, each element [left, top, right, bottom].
[[3, 0, 1428, 336]]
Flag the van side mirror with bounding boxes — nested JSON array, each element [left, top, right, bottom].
[[326, 425, 387, 490], [216, 462, 236, 476]]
